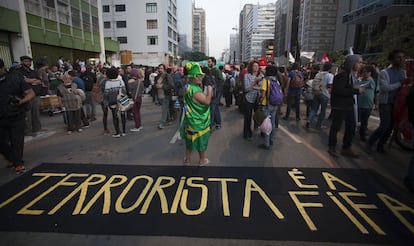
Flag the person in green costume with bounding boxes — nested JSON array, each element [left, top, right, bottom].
[[181, 62, 213, 166]]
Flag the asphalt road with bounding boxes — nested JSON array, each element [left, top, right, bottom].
[[0, 94, 412, 246]]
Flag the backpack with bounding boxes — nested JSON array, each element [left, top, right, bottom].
[[81, 72, 94, 92], [223, 76, 231, 92], [311, 72, 326, 96], [267, 78, 283, 106], [290, 71, 304, 89]]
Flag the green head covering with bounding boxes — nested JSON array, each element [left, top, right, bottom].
[[185, 62, 204, 78]]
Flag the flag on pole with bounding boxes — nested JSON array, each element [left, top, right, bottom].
[[321, 53, 330, 63]]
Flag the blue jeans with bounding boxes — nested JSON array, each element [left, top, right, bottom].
[[367, 103, 393, 149], [262, 105, 278, 147], [210, 96, 221, 127], [307, 94, 329, 128], [358, 107, 372, 139], [84, 91, 96, 119]]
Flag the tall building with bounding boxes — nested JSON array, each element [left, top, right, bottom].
[[0, 0, 118, 69], [253, 3, 276, 60], [229, 32, 239, 64], [177, 0, 193, 54], [192, 3, 206, 54], [342, 0, 414, 55], [102, 0, 179, 66], [273, 0, 300, 63], [238, 3, 275, 61], [299, 0, 339, 54]]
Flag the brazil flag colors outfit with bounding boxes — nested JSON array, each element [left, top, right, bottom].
[[180, 83, 211, 151]]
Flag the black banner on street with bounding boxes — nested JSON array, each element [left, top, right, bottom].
[[0, 163, 413, 245]]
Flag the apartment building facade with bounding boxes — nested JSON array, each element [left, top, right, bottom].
[[102, 0, 181, 66], [0, 0, 119, 69], [192, 3, 206, 54]]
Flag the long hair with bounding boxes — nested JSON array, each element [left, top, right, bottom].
[[247, 60, 259, 74]]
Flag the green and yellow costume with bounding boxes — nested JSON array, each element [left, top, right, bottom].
[[180, 83, 211, 151]]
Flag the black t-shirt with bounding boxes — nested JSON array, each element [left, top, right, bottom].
[[0, 70, 31, 119]]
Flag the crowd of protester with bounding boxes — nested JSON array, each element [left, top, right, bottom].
[[0, 51, 413, 193]]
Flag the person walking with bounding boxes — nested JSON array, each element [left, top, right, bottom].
[[258, 65, 281, 150], [208, 57, 224, 129], [104, 67, 127, 137], [180, 62, 212, 166], [366, 49, 407, 153], [306, 63, 334, 129], [243, 60, 262, 141], [18, 56, 43, 136], [357, 65, 376, 141], [155, 64, 174, 129], [0, 58, 35, 173], [327, 54, 364, 158]]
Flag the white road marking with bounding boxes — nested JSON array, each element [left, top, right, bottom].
[[279, 125, 302, 143]]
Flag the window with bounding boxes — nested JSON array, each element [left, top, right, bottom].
[[71, 6, 81, 28], [44, 0, 55, 8], [147, 19, 158, 29], [104, 21, 111, 28], [117, 36, 128, 44], [146, 3, 157, 13], [116, 21, 127, 28], [115, 4, 125, 12], [103, 5, 109, 12], [147, 36, 158, 45]]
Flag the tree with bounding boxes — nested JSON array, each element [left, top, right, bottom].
[[373, 13, 414, 67]]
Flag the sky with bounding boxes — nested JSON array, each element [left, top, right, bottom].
[[194, 0, 276, 59]]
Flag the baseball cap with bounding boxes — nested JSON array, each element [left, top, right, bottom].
[[20, 55, 33, 61]]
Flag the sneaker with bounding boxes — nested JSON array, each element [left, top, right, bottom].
[[121, 133, 126, 137], [77, 128, 83, 132], [15, 165, 26, 174], [112, 134, 121, 138], [341, 148, 359, 158], [158, 124, 165, 129], [327, 147, 339, 158], [130, 128, 141, 132], [82, 125, 91, 129], [67, 131, 73, 135], [215, 125, 221, 130]]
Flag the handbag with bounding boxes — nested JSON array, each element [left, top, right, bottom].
[[253, 108, 267, 125], [117, 82, 134, 111]]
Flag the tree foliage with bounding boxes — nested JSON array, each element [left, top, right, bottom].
[[372, 13, 414, 67]]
